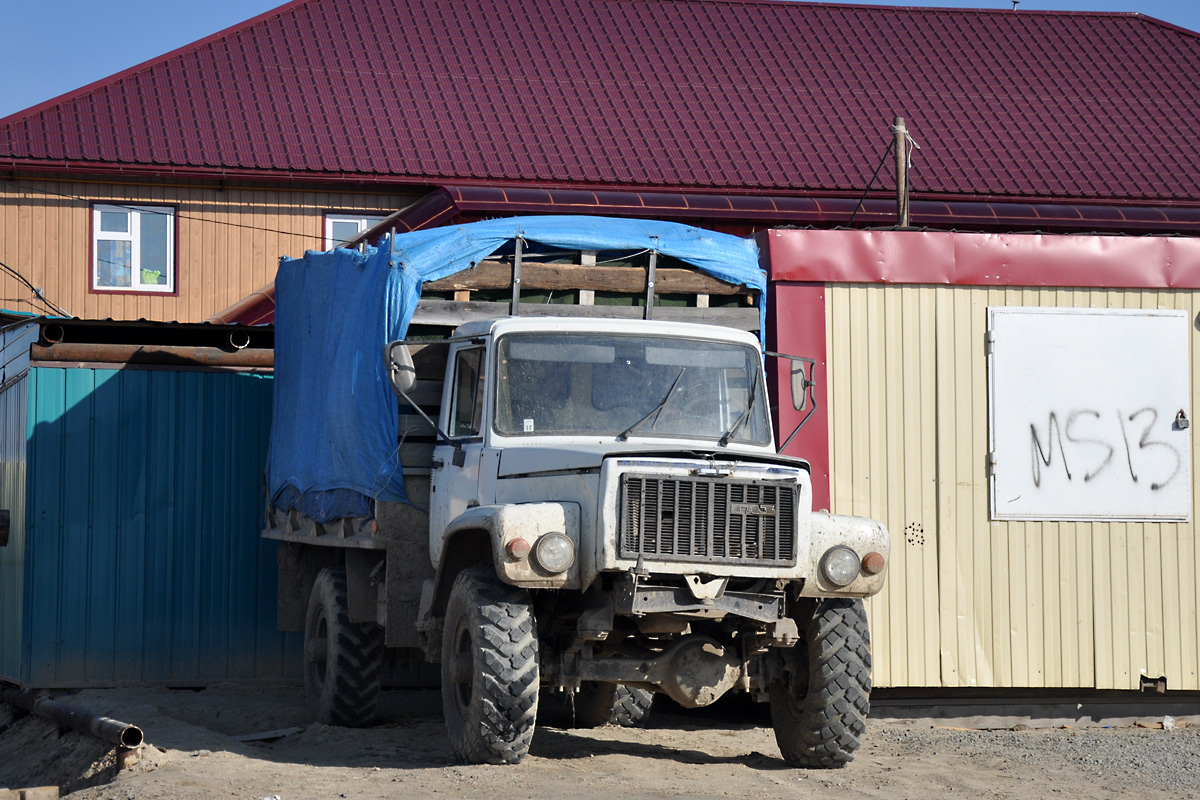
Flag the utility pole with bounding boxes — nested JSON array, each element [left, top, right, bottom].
[[893, 116, 910, 228]]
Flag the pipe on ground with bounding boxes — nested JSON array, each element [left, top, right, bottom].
[[0, 686, 144, 749]]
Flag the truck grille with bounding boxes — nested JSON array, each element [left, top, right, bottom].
[[619, 475, 797, 566]]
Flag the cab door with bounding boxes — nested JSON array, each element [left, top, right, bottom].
[[429, 342, 488, 564]]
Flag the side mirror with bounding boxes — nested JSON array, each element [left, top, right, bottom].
[[764, 351, 818, 454], [385, 341, 417, 397], [790, 360, 808, 411]]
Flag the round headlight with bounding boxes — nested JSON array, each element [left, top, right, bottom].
[[533, 532, 575, 574], [820, 546, 861, 587]]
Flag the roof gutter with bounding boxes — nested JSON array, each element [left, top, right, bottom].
[[9, 159, 1200, 233]]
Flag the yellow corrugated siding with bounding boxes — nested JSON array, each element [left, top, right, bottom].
[[0, 178, 417, 322], [829, 283, 1200, 690]]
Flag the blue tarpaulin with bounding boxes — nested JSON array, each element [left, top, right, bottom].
[[266, 216, 765, 522]]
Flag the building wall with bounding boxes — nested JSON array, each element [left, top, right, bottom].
[[0, 372, 28, 680], [825, 283, 1200, 691], [0, 176, 416, 322], [10, 364, 299, 686]]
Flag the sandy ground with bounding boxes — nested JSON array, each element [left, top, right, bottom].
[[1, 684, 1198, 800]]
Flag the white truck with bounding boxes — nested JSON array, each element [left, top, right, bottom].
[[264, 217, 889, 768]]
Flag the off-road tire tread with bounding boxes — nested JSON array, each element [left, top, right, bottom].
[[771, 598, 871, 768], [574, 683, 654, 728], [305, 567, 383, 727], [442, 565, 539, 765], [611, 685, 654, 727]]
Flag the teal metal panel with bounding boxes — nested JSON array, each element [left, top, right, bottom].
[[86, 370, 120, 682], [22, 366, 300, 686], [26, 368, 65, 682], [0, 373, 28, 681]]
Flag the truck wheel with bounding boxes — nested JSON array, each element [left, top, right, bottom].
[[574, 682, 654, 728], [770, 598, 871, 768], [441, 565, 539, 764], [304, 566, 383, 727]]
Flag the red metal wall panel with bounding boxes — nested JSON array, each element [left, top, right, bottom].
[[766, 282, 831, 512], [760, 229, 1200, 289]]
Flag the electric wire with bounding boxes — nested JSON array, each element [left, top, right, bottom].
[[2, 178, 331, 241], [0, 258, 70, 316], [847, 140, 895, 226], [0, 175, 344, 311]]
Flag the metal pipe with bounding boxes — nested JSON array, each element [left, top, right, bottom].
[[229, 331, 251, 350], [41, 324, 65, 344], [1, 687, 144, 749], [31, 342, 273, 368]]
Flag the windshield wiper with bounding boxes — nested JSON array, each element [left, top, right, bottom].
[[617, 368, 686, 441], [718, 376, 758, 446]]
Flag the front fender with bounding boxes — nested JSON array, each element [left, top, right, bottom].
[[798, 512, 890, 598], [444, 502, 582, 589]]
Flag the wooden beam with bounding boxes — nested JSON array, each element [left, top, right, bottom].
[[421, 260, 750, 296], [410, 299, 759, 331], [579, 251, 596, 305]]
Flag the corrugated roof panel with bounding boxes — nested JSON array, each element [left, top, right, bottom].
[[2, 1, 1200, 205]]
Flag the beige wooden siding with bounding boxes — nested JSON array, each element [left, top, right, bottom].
[[0, 177, 417, 323], [827, 283, 1200, 691]]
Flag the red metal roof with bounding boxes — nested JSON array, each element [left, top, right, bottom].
[[2, 1, 1199, 206]]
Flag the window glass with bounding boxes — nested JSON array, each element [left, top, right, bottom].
[[100, 211, 129, 233], [331, 220, 362, 247], [324, 214, 386, 250], [140, 212, 170, 285], [495, 332, 770, 443], [96, 240, 132, 288], [93, 205, 175, 293], [450, 347, 486, 437]]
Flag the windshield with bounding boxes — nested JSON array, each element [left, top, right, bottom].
[[494, 332, 770, 444]]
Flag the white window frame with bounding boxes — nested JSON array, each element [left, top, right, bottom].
[[92, 204, 176, 293], [324, 214, 386, 250]]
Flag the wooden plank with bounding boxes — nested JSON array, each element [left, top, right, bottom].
[[410, 300, 759, 331], [232, 726, 303, 743], [399, 442, 435, 474], [396, 380, 442, 408], [422, 260, 752, 295]]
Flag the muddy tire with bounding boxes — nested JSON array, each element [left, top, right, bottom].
[[574, 682, 654, 728], [304, 566, 383, 727], [770, 598, 871, 768], [441, 565, 539, 764]]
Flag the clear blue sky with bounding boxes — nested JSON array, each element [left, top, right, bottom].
[[2, 0, 1198, 120]]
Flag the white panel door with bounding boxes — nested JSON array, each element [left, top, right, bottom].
[[988, 307, 1191, 521]]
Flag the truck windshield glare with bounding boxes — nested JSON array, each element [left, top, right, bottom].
[[494, 332, 770, 443]]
